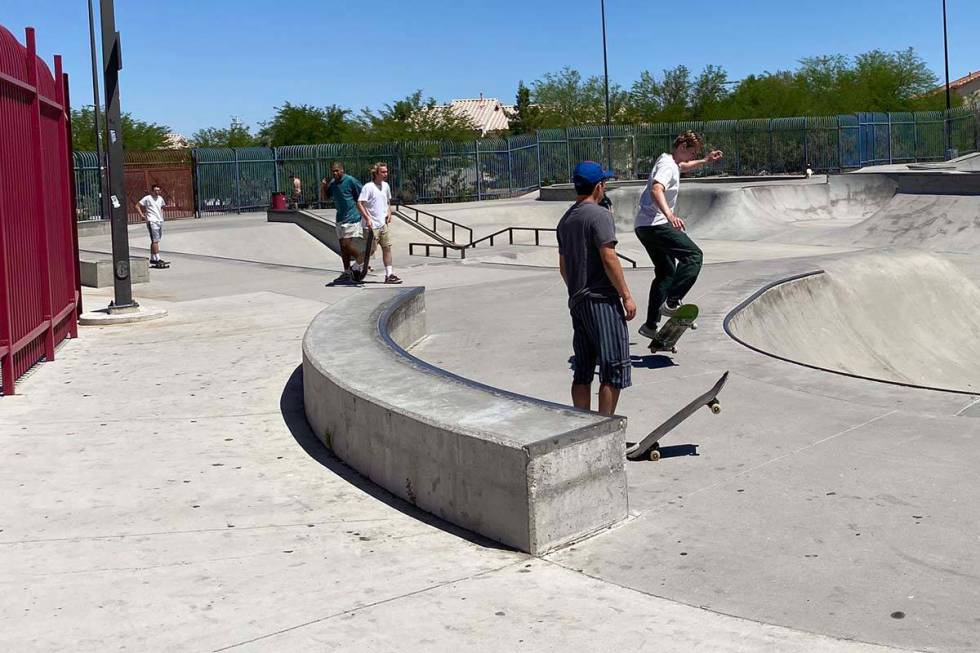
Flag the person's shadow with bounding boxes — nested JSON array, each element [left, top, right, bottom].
[[279, 366, 510, 550]]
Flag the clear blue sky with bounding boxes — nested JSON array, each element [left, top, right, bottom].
[[4, 0, 978, 137]]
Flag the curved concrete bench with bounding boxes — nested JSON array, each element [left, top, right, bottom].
[[302, 287, 628, 554]]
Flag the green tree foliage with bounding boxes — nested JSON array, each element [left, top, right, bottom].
[[715, 48, 951, 118], [508, 81, 540, 135], [529, 67, 628, 127], [257, 102, 352, 146], [191, 117, 260, 148], [71, 106, 170, 151], [353, 90, 476, 142]]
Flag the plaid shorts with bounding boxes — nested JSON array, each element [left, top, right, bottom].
[[569, 297, 632, 389]]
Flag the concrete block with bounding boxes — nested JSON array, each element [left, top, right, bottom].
[[79, 257, 150, 288], [302, 287, 628, 554]]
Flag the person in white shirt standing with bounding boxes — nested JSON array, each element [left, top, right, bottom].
[[136, 184, 169, 269], [356, 162, 402, 284], [634, 131, 722, 339]]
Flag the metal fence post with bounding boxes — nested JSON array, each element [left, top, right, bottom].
[[507, 139, 514, 197], [475, 140, 482, 201], [535, 131, 542, 188], [0, 189, 13, 395], [802, 117, 809, 170], [887, 113, 893, 164], [565, 129, 571, 182], [25, 28, 56, 360], [234, 148, 241, 213], [735, 120, 741, 175]]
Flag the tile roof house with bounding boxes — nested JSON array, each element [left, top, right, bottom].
[[444, 95, 512, 136], [947, 70, 980, 98]]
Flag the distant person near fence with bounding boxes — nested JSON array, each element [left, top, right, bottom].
[[137, 184, 170, 269]]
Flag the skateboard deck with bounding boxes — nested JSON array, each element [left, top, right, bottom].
[[352, 228, 375, 282], [626, 371, 728, 461], [151, 261, 170, 269], [650, 303, 699, 353]]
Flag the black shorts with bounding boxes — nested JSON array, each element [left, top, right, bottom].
[[569, 297, 632, 389]]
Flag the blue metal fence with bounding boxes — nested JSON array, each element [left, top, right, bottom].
[[74, 107, 979, 217]]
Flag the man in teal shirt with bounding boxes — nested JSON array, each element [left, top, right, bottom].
[[323, 161, 364, 283]]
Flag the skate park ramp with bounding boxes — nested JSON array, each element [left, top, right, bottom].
[[605, 174, 897, 239], [833, 193, 980, 253], [726, 250, 980, 393]]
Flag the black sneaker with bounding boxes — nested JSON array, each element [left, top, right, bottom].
[[638, 323, 658, 339]]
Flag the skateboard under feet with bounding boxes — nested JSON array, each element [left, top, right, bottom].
[[649, 303, 699, 353]]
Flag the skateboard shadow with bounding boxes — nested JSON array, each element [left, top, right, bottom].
[[656, 443, 699, 459], [279, 366, 512, 551], [630, 354, 677, 369]]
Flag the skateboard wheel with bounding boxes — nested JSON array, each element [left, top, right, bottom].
[[649, 450, 661, 461], [709, 400, 721, 414], [691, 322, 698, 330], [671, 347, 677, 354]]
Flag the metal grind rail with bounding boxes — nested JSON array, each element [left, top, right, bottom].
[[406, 220, 637, 268]]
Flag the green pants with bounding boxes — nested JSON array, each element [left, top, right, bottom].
[[635, 225, 703, 328]]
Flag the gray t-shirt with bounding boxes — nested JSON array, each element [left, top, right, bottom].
[[557, 201, 619, 308]]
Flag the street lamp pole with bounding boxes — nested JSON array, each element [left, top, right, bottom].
[[86, 0, 110, 224], [99, 0, 138, 311], [942, 0, 953, 158], [600, 0, 612, 173]]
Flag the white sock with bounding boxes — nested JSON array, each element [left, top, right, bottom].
[[351, 262, 361, 272], [151, 254, 159, 262], [385, 265, 393, 277]]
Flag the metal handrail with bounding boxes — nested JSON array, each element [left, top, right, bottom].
[[470, 226, 556, 248], [395, 202, 473, 245]]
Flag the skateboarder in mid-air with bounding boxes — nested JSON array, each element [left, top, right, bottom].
[[635, 131, 723, 340]]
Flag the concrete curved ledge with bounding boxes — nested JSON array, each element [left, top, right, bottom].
[[725, 252, 980, 395], [302, 287, 628, 554]]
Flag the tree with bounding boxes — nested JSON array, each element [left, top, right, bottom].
[[354, 90, 476, 142], [191, 117, 260, 148], [508, 81, 540, 135], [71, 106, 170, 151], [690, 65, 730, 118], [529, 67, 626, 127], [257, 102, 352, 146]]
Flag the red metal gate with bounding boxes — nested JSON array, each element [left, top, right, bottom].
[[0, 25, 80, 395]]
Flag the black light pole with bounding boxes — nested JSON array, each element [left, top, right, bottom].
[[100, 0, 137, 311], [600, 0, 612, 173], [942, 0, 953, 158], [86, 0, 110, 223]]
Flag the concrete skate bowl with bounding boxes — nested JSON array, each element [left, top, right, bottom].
[[725, 251, 980, 394], [605, 173, 897, 240]]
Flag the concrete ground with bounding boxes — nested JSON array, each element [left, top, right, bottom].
[[3, 172, 979, 651]]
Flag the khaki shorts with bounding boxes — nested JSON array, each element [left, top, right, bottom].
[[370, 224, 392, 249], [335, 221, 362, 240]]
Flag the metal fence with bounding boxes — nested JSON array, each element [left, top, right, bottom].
[[74, 149, 195, 222], [1, 25, 80, 395], [73, 107, 979, 217]]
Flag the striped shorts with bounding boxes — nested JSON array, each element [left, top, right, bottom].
[[569, 297, 632, 389]]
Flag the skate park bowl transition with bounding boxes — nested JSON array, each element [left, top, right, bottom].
[[725, 251, 980, 394]]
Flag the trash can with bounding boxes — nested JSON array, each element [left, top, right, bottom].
[[271, 192, 286, 210]]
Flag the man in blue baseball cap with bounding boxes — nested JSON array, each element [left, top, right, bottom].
[[556, 161, 637, 416]]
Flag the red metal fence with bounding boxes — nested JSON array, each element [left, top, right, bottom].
[[0, 25, 80, 395]]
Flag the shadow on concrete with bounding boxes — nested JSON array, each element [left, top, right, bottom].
[[630, 354, 678, 370], [279, 365, 513, 552]]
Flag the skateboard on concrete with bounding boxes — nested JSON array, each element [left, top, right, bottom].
[[150, 260, 170, 269], [352, 228, 375, 282], [626, 371, 728, 461], [649, 303, 698, 353]]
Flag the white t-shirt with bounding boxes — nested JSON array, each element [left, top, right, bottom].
[[635, 153, 680, 228], [139, 194, 166, 224], [358, 181, 391, 228]]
